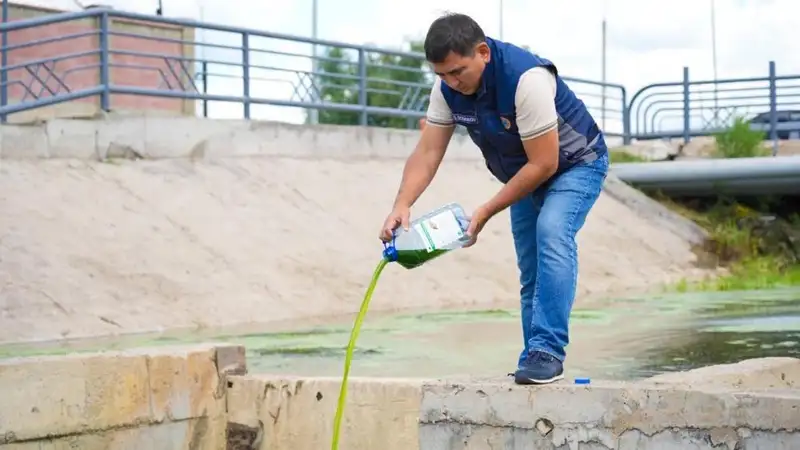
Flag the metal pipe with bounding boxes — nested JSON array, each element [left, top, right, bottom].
[[611, 156, 800, 184]]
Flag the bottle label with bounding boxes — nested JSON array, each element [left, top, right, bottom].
[[413, 209, 465, 252]]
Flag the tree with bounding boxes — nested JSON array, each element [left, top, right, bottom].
[[311, 40, 435, 129]]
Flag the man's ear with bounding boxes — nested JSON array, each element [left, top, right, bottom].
[[476, 42, 491, 63]]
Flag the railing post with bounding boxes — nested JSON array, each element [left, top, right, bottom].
[[1, 0, 9, 123], [202, 60, 208, 118], [768, 60, 778, 156], [682, 66, 690, 144], [358, 48, 367, 126], [242, 32, 250, 119], [98, 10, 110, 112], [622, 88, 631, 145]]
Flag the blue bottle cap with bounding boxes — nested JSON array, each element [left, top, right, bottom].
[[382, 245, 398, 262], [382, 234, 398, 262], [574, 377, 591, 385]]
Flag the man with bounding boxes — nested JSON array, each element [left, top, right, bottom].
[[379, 12, 609, 385]]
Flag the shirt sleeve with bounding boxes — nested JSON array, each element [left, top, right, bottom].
[[515, 67, 558, 140], [425, 78, 455, 127]]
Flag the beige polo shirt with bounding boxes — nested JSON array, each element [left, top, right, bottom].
[[425, 67, 559, 141]]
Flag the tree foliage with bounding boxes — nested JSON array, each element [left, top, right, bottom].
[[312, 40, 434, 128]]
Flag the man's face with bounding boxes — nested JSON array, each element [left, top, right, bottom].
[[430, 42, 491, 95]]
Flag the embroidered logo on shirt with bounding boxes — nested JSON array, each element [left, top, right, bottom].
[[500, 116, 512, 130], [452, 113, 478, 125]]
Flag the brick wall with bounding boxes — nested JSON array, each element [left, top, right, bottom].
[[2, 2, 196, 122]]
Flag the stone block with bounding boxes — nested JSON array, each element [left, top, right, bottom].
[[0, 123, 49, 159], [0, 343, 242, 444], [145, 345, 227, 422], [0, 351, 151, 442], [226, 375, 422, 450], [419, 377, 800, 449]]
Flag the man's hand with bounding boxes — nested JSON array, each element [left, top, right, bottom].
[[464, 204, 492, 247], [379, 204, 411, 242]]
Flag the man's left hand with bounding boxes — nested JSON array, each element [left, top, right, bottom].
[[465, 204, 493, 247]]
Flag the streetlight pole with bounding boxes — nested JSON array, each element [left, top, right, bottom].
[[2, 0, 9, 122], [601, 17, 607, 131], [499, 0, 503, 39], [711, 0, 718, 128], [309, 0, 319, 124], [600, 0, 608, 130]]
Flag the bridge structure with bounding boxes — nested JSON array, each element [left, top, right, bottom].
[[1, 2, 799, 195]]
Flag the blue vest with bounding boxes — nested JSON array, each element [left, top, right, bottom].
[[440, 37, 607, 184]]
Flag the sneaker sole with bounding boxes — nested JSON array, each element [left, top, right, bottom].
[[514, 373, 564, 385]]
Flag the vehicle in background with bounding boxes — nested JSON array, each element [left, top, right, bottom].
[[748, 110, 800, 140]]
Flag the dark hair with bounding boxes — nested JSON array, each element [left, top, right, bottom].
[[424, 12, 486, 63]]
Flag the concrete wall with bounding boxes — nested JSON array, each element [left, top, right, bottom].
[[226, 357, 800, 450], [0, 113, 480, 161], [2, 2, 195, 122], [0, 343, 245, 449], [0, 115, 715, 344], [1, 344, 798, 449]]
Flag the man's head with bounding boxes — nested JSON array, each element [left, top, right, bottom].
[[424, 13, 490, 95]]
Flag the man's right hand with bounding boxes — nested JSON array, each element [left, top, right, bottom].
[[379, 205, 411, 242]]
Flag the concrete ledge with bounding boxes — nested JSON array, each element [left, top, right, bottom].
[[0, 116, 481, 161], [0, 343, 245, 448], [225, 357, 800, 450], [420, 379, 800, 449], [642, 356, 800, 390], [225, 375, 423, 450], [1, 344, 798, 449]]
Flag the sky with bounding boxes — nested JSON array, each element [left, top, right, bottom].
[[10, 0, 800, 134]]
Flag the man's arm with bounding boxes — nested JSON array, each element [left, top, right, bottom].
[[392, 78, 456, 209], [481, 67, 559, 217]]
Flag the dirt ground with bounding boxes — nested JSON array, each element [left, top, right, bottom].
[[0, 152, 717, 344]]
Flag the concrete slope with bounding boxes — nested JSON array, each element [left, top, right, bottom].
[[0, 117, 711, 343]]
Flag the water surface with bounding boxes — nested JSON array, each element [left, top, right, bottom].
[[1, 288, 798, 381]]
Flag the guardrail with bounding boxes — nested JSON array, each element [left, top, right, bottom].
[[0, 5, 797, 149], [627, 62, 800, 146]]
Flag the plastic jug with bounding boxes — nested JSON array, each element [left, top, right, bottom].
[[382, 202, 471, 269]]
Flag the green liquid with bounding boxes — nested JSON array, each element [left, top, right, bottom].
[[331, 258, 389, 450], [395, 248, 450, 269], [330, 247, 452, 449]]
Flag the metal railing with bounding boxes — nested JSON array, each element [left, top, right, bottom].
[[0, 5, 797, 149], [627, 61, 800, 146], [0, 6, 629, 136]]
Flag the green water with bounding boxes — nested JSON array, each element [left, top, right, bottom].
[[395, 248, 450, 269], [1, 289, 799, 382]]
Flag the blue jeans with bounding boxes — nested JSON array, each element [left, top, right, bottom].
[[510, 152, 609, 366]]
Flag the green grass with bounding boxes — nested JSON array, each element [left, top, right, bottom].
[[675, 256, 800, 292], [609, 150, 648, 163], [661, 200, 800, 292]]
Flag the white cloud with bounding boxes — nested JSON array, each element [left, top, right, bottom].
[[9, 0, 800, 133]]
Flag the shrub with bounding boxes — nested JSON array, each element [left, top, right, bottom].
[[712, 116, 769, 158]]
